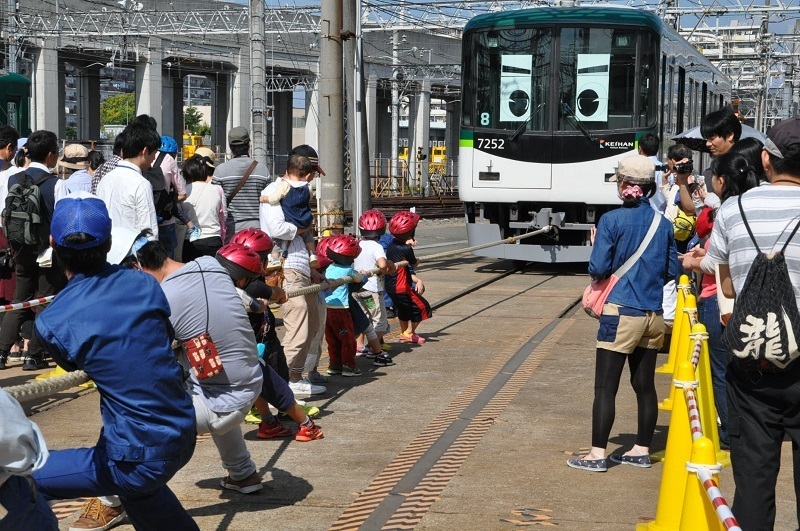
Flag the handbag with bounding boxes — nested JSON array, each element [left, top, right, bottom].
[[0, 248, 14, 279], [582, 212, 662, 318], [714, 264, 734, 326]]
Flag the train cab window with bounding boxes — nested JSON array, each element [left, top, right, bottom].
[[467, 28, 552, 132], [557, 28, 655, 131]]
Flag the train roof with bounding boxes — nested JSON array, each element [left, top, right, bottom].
[[464, 6, 665, 34]]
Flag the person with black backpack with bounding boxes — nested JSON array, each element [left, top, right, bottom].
[[95, 123, 160, 239], [707, 117, 800, 529], [0, 130, 65, 371]]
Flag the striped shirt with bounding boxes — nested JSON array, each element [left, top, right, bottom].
[[212, 156, 271, 232], [707, 185, 800, 309]]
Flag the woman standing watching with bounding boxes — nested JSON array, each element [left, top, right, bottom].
[[568, 155, 677, 472], [181, 155, 227, 261]]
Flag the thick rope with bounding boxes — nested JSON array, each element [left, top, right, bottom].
[[5, 370, 91, 402], [6, 226, 554, 402]]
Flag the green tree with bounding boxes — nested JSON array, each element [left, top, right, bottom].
[[100, 93, 135, 126], [65, 126, 77, 140], [197, 122, 211, 137], [184, 106, 204, 134]]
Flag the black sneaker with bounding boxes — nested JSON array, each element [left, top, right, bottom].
[[0, 354, 6, 370], [386, 307, 397, 319], [22, 356, 48, 371], [373, 353, 396, 367]]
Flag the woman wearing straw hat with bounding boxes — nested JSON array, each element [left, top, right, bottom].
[[54, 144, 92, 203], [567, 155, 677, 473]]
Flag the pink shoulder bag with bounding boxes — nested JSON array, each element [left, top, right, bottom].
[[582, 212, 662, 318]]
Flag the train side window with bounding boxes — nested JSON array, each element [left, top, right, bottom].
[[637, 31, 657, 127], [666, 67, 674, 134], [701, 82, 708, 119]]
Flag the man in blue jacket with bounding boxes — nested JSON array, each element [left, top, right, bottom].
[[32, 196, 198, 530]]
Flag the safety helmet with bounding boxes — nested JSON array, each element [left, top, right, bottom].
[[358, 209, 387, 238], [315, 236, 333, 270], [216, 243, 263, 281], [231, 228, 274, 260], [389, 210, 420, 238], [325, 234, 361, 265], [160, 135, 178, 155]]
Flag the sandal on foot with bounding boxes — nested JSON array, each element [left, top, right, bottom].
[[609, 453, 651, 468], [566, 454, 608, 472]]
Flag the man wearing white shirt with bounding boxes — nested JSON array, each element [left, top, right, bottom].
[[96, 122, 160, 239]]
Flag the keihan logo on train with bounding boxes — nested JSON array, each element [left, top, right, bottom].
[[598, 140, 635, 150]]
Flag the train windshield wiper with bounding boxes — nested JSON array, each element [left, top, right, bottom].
[[508, 102, 546, 142], [560, 102, 597, 145]]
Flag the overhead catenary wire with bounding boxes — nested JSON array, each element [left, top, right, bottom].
[[3, 226, 553, 402]]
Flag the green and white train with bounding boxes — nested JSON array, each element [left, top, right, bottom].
[[458, 5, 729, 262]]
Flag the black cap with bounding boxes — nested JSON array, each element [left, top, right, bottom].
[[289, 144, 326, 176], [765, 118, 800, 162]]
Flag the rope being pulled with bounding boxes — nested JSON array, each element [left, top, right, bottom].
[[5, 226, 553, 402]]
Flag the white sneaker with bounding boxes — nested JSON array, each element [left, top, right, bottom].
[[288, 378, 326, 397]]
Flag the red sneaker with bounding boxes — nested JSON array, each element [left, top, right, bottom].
[[295, 421, 324, 442], [257, 420, 293, 439]]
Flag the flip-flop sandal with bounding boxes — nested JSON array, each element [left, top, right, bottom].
[[609, 453, 652, 468], [566, 456, 608, 472]]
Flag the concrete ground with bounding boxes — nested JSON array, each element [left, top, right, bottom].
[[2, 219, 798, 530]]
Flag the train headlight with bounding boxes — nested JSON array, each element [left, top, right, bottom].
[[586, 206, 596, 223], [509, 205, 518, 221]]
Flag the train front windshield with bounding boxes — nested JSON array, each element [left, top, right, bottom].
[[463, 26, 658, 133]]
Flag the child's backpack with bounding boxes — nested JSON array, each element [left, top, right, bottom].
[[2, 170, 49, 246], [722, 195, 800, 371], [143, 152, 174, 223]]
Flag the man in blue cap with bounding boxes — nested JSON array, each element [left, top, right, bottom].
[[31, 196, 199, 530]]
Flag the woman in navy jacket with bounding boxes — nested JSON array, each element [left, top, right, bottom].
[[568, 155, 677, 473]]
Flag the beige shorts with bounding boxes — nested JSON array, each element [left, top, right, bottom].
[[596, 303, 665, 354], [354, 290, 389, 334]]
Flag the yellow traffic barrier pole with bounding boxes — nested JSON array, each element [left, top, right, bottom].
[[656, 275, 691, 374], [679, 437, 724, 531], [639, 361, 698, 529], [659, 294, 698, 412], [690, 324, 731, 467]]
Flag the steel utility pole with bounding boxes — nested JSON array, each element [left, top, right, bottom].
[[343, 0, 371, 225], [6, 0, 18, 73], [250, 0, 267, 166], [319, 0, 344, 233], [391, 30, 400, 178]]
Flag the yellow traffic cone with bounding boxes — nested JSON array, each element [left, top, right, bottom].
[[679, 437, 724, 530], [35, 364, 68, 381], [656, 275, 691, 374], [639, 361, 698, 529], [691, 324, 731, 467], [659, 294, 698, 412]]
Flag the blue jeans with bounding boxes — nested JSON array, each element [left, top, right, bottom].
[[33, 442, 198, 530], [0, 476, 58, 531], [698, 293, 729, 446], [158, 223, 178, 259]]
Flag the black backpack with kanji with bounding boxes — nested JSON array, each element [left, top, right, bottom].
[[144, 152, 175, 222], [722, 195, 800, 371], [2, 170, 50, 247]]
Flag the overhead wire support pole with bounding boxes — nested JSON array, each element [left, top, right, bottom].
[[250, 0, 268, 167], [319, 0, 345, 234]]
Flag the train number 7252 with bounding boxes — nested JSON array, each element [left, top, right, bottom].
[[477, 138, 505, 150]]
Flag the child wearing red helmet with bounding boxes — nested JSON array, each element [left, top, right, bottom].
[[354, 210, 397, 361], [324, 234, 366, 377], [385, 210, 431, 344]]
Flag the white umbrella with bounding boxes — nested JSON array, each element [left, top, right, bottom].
[[672, 124, 766, 153]]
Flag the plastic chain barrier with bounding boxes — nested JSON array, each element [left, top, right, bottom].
[[684, 387, 703, 442], [688, 336, 704, 370], [696, 466, 742, 531], [5, 226, 554, 402], [0, 296, 55, 314]]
